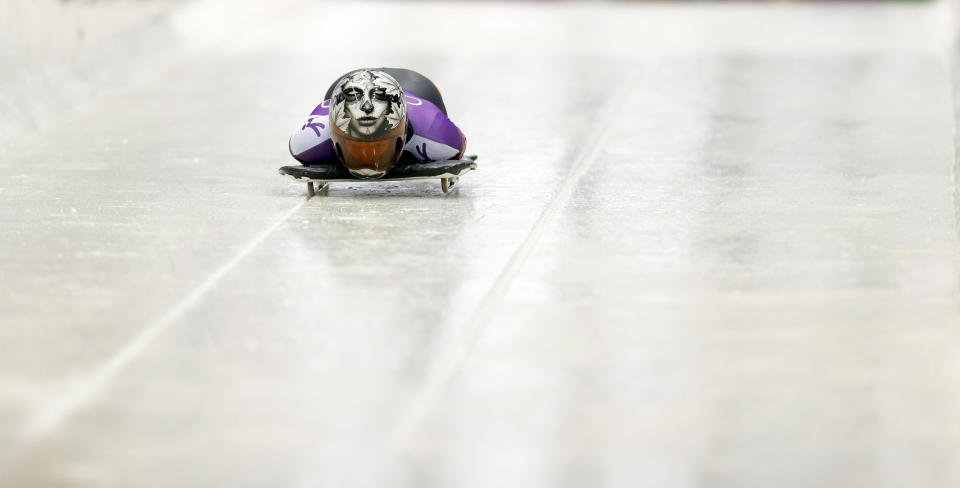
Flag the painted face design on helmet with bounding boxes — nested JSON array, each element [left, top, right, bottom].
[[330, 70, 405, 138]]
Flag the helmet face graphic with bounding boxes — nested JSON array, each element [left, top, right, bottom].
[[329, 70, 407, 179], [331, 70, 405, 138]]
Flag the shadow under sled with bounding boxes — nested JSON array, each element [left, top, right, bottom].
[[278, 156, 478, 195]]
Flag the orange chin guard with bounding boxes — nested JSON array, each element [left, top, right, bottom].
[[331, 121, 405, 179]]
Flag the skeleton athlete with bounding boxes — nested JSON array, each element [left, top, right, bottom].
[[288, 68, 467, 179]]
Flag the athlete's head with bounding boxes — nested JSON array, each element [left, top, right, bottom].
[[330, 69, 406, 179]]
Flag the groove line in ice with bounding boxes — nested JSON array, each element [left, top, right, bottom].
[[390, 40, 679, 448], [0, 193, 315, 473]]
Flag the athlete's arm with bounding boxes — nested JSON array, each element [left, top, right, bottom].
[[288, 100, 336, 165], [402, 92, 466, 162]]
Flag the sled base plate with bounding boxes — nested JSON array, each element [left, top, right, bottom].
[[279, 157, 477, 194]]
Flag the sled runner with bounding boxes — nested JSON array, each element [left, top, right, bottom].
[[279, 156, 477, 195]]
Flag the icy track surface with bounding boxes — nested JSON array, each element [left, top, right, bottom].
[[2, 1, 960, 486]]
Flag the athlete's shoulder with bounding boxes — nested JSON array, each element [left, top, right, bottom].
[[403, 90, 463, 151], [310, 99, 332, 116]]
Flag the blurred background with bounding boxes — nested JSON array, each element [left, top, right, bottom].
[[3, 0, 960, 487]]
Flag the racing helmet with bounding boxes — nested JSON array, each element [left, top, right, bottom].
[[329, 69, 407, 179]]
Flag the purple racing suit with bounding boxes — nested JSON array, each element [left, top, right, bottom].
[[289, 90, 466, 165]]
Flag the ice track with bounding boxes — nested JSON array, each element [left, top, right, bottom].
[[2, 1, 960, 486]]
